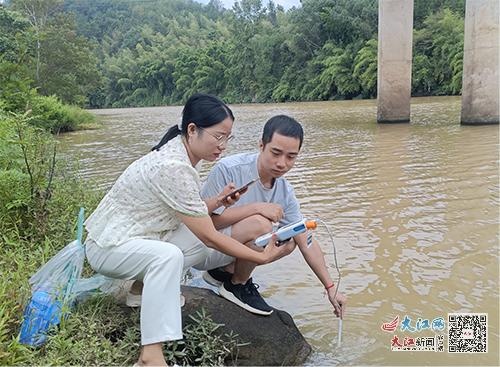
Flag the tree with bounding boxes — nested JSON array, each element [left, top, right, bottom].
[[353, 38, 377, 97], [11, 0, 63, 83], [54, 0, 467, 106], [38, 13, 100, 105], [0, 7, 35, 111], [413, 0, 464, 28], [303, 42, 361, 100], [413, 8, 464, 95]]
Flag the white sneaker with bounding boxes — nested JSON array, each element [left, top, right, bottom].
[[180, 294, 185, 307], [126, 292, 185, 308], [125, 292, 142, 307]]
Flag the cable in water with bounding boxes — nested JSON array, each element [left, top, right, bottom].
[[315, 218, 343, 347]]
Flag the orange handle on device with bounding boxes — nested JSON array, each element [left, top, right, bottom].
[[305, 220, 317, 230]]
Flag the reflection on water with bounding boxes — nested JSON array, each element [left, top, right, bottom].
[[59, 96, 499, 366]]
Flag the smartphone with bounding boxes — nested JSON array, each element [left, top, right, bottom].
[[224, 178, 258, 200]]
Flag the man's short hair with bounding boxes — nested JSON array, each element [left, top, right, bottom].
[[261, 115, 304, 149]]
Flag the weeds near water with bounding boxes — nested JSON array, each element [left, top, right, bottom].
[[165, 308, 247, 366]]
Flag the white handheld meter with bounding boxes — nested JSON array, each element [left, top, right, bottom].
[[254, 219, 317, 247]]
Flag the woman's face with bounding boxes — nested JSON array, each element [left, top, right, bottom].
[[188, 116, 234, 162]]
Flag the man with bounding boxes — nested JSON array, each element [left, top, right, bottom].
[[198, 115, 346, 317]]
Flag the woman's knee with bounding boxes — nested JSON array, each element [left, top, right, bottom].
[[153, 245, 184, 269]]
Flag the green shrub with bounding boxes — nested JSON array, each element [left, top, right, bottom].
[[0, 169, 31, 233], [0, 115, 23, 169], [0, 112, 101, 364], [28, 95, 72, 133], [27, 95, 96, 133], [169, 308, 245, 365], [60, 103, 97, 130], [0, 111, 101, 240]]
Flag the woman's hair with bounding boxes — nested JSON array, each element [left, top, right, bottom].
[[261, 115, 304, 149], [152, 93, 234, 151]]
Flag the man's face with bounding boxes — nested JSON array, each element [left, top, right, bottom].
[[259, 132, 301, 179]]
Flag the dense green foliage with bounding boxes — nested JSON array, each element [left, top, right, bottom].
[[2, 0, 465, 108], [59, 0, 464, 107], [0, 4, 97, 132], [7, 0, 101, 106]]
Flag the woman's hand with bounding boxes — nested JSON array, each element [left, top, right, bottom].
[[260, 235, 296, 264], [216, 182, 247, 208], [179, 214, 293, 266]]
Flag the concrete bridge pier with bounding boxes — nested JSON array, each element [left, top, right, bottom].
[[460, 0, 499, 125], [377, 0, 414, 123]]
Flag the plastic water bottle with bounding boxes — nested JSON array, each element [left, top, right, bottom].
[[19, 289, 62, 346]]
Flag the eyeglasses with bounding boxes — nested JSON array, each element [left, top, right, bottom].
[[198, 127, 234, 146]]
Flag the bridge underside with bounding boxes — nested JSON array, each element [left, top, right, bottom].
[[377, 0, 499, 125]]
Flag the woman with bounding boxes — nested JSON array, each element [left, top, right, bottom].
[[84, 93, 293, 366]]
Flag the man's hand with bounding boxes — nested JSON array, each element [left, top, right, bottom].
[[327, 286, 347, 319], [252, 202, 284, 222]]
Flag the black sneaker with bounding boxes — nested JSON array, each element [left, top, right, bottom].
[[202, 267, 233, 287], [218, 278, 273, 316]]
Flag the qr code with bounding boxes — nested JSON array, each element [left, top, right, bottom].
[[448, 313, 487, 353]]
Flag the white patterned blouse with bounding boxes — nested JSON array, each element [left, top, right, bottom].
[[85, 135, 208, 248]]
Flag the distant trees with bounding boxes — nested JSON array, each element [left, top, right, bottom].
[[353, 38, 377, 98], [4, 1, 99, 106], [10, 0, 63, 84], [0, 6, 96, 131], [2, 0, 466, 108], [0, 6, 34, 111], [413, 8, 464, 96]]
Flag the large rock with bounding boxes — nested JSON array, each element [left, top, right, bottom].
[[181, 286, 311, 366]]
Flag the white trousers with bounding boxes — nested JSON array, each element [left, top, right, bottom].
[[85, 224, 233, 345], [168, 223, 234, 271]]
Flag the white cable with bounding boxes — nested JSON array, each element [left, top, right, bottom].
[[316, 218, 341, 303], [315, 218, 342, 347]]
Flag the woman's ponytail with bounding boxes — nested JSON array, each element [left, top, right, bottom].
[[152, 125, 181, 151]]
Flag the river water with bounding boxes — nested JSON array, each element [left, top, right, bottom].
[[59, 96, 499, 366]]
